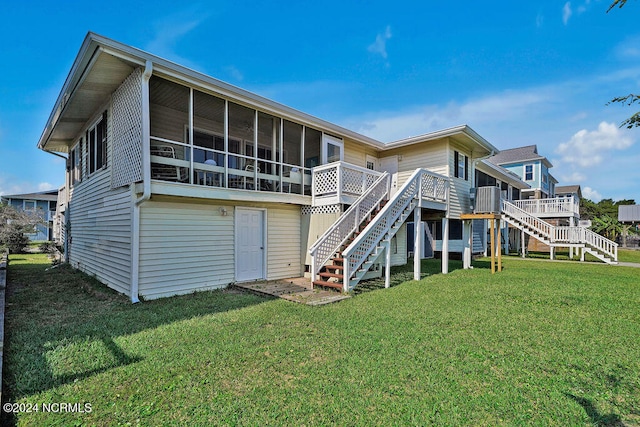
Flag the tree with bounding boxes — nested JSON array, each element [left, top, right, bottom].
[[579, 198, 635, 242], [607, 0, 639, 128], [0, 202, 42, 253]]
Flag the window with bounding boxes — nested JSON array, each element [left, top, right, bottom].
[[525, 165, 533, 181], [70, 142, 82, 185], [85, 112, 108, 176], [454, 151, 468, 180]]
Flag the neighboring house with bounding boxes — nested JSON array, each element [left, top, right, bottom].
[[0, 190, 58, 241], [618, 205, 640, 248], [488, 145, 557, 199], [555, 185, 582, 200]]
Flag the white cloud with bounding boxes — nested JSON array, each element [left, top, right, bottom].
[[583, 186, 602, 202], [368, 26, 392, 60], [38, 182, 55, 191], [563, 2, 572, 25], [225, 66, 244, 82], [351, 88, 552, 142], [561, 171, 587, 182], [556, 121, 635, 167]]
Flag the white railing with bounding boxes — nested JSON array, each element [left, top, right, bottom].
[[343, 169, 448, 291], [583, 228, 618, 260], [513, 196, 579, 217], [420, 171, 449, 202], [312, 161, 383, 205], [502, 199, 618, 262], [309, 172, 390, 280], [502, 199, 553, 239]]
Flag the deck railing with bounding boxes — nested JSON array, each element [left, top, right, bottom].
[[309, 172, 390, 280], [311, 161, 384, 206], [513, 196, 579, 217], [343, 168, 449, 290]]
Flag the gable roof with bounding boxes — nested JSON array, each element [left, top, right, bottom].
[[555, 185, 582, 198], [488, 145, 553, 168], [475, 159, 530, 189], [618, 205, 640, 223]]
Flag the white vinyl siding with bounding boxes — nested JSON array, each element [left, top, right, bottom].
[[386, 140, 448, 188], [68, 107, 132, 295], [447, 141, 473, 219], [344, 138, 377, 169], [267, 206, 303, 279], [138, 201, 302, 300], [139, 201, 234, 299]]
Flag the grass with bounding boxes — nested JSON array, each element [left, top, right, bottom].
[[3, 254, 640, 426]]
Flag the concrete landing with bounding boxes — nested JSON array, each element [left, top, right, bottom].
[[233, 277, 351, 306]]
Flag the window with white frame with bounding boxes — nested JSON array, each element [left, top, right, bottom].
[[454, 151, 468, 180], [525, 164, 533, 181]]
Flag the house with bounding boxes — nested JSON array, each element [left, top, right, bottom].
[[488, 145, 557, 199], [37, 33, 618, 302], [0, 190, 58, 241], [555, 185, 582, 200], [618, 205, 640, 248]]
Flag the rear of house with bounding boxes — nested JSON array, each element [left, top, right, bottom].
[[38, 33, 507, 301]]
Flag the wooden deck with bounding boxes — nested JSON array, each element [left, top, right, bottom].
[[232, 277, 351, 306]]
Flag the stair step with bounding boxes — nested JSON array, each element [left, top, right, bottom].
[[319, 271, 344, 279], [313, 280, 344, 290], [331, 257, 344, 263], [325, 264, 344, 271]]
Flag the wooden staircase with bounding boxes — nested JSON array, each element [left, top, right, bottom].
[[313, 200, 387, 290]]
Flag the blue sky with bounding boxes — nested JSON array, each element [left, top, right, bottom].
[[1, 0, 638, 202]]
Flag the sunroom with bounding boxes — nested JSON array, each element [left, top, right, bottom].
[[148, 76, 347, 199]]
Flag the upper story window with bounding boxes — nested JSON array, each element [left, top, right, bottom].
[[70, 112, 107, 186], [542, 173, 548, 184], [525, 164, 533, 181], [454, 151, 468, 181]]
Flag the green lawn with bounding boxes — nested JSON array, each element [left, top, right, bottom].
[[3, 254, 640, 426]]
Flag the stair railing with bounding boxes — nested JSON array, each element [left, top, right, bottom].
[[309, 172, 390, 280], [583, 227, 618, 260], [502, 199, 553, 239], [343, 168, 448, 291], [503, 199, 618, 262]]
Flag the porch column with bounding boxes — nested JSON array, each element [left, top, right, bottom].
[[550, 246, 555, 260], [441, 217, 449, 274], [521, 228, 526, 258], [503, 221, 509, 255], [569, 216, 575, 259], [414, 207, 422, 281], [463, 220, 472, 269], [385, 235, 391, 288]]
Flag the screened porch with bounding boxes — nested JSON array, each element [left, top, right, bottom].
[[148, 76, 344, 196]]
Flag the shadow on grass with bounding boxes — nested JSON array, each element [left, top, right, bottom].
[[353, 257, 468, 295], [564, 393, 626, 426], [2, 258, 267, 408]]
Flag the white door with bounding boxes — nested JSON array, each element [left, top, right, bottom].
[[379, 156, 399, 195], [235, 208, 265, 282]]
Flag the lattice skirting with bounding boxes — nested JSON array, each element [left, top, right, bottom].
[[301, 204, 342, 215]]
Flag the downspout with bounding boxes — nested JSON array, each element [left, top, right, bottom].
[[131, 60, 153, 304], [45, 150, 70, 262]]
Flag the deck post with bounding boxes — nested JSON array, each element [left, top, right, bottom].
[[550, 246, 555, 260], [490, 219, 495, 273], [442, 217, 449, 274], [497, 220, 502, 272], [385, 238, 392, 288], [521, 228, 526, 258], [569, 217, 575, 259], [414, 206, 422, 280], [463, 220, 472, 269]]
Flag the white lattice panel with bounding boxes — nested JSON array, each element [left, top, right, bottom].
[[111, 68, 143, 189], [342, 168, 364, 195], [313, 168, 338, 196], [301, 204, 342, 215]]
